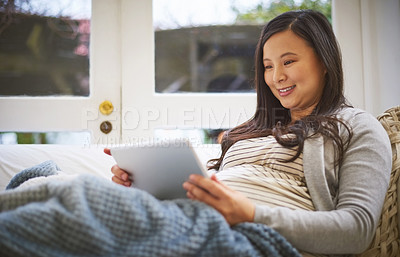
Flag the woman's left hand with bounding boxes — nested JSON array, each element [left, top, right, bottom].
[[183, 174, 255, 226]]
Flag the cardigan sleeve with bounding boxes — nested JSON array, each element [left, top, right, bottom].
[[253, 109, 392, 254]]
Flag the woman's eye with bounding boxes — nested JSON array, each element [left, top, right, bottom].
[[284, 60, 294, 65], [264, 65, 272, 70]]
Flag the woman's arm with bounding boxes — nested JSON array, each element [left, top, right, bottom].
[[253, 110, 392, 254]]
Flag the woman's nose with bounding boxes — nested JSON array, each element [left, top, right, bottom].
[[273, 66, 286, 83]]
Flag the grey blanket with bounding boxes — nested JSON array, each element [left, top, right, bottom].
[[0, 162, 300, 257]]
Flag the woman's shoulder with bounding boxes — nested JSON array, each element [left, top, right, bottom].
[[335, 106, 371, 119], [335, 106, 390, 146], [335, 106, 380, 128]]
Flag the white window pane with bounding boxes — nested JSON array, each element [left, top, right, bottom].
[[0, 0, 91, 96]]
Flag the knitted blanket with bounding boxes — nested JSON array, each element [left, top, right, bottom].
[[0, 162, 300, 257]]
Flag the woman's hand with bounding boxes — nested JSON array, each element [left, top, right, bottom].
[[104, 148, 132, 187], [183, 174, 255, 226]]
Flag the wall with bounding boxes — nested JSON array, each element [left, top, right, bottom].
[[333, 0, 400, 116]]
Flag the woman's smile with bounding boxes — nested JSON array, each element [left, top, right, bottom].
[[277, 85, 296, 96]]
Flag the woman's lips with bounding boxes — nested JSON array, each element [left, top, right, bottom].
[[278, 85, 296, 96]]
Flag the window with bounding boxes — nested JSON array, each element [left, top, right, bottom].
[[0, 0, 334, 144], [0, 0, 121, 144], [153, 0, 331, 94], [0, 0, 91, 96], [145, 0, 332, 143]]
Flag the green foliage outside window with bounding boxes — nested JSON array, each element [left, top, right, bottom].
[[232, 0, 332, 24]]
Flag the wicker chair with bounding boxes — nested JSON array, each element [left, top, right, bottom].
[[358, 106, 400, 257]]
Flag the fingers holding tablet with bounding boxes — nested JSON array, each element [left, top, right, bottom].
[[111, 164, 132, 187]]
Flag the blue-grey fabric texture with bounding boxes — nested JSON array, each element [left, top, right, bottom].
[[0, 162, 300, 257], [6, 160, 60, 190]]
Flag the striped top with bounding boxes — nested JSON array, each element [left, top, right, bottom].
[[216, 136, 315, 211]]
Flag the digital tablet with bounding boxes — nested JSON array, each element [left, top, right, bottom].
[[110, 139, 209, 200]]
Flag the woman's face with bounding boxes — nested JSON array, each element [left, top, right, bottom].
[[263, 30, 326, 120]]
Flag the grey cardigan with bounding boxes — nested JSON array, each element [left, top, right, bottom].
[[253, 107, 392, 255]]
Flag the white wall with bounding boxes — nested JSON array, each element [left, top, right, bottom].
[[333, 0, 400, 116]]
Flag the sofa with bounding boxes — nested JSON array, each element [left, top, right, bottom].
[[0, 106, 399, 256]]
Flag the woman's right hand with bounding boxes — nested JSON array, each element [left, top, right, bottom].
[[104, 148, 132, 187], [111, 164, 132, 187]]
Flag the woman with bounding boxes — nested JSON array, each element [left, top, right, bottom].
[[111, 10, 392, 255]]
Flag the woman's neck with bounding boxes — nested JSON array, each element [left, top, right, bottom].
[[290, 106, 316, 121]]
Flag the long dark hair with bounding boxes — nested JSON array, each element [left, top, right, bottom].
[[209, 10, 352, 170]]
